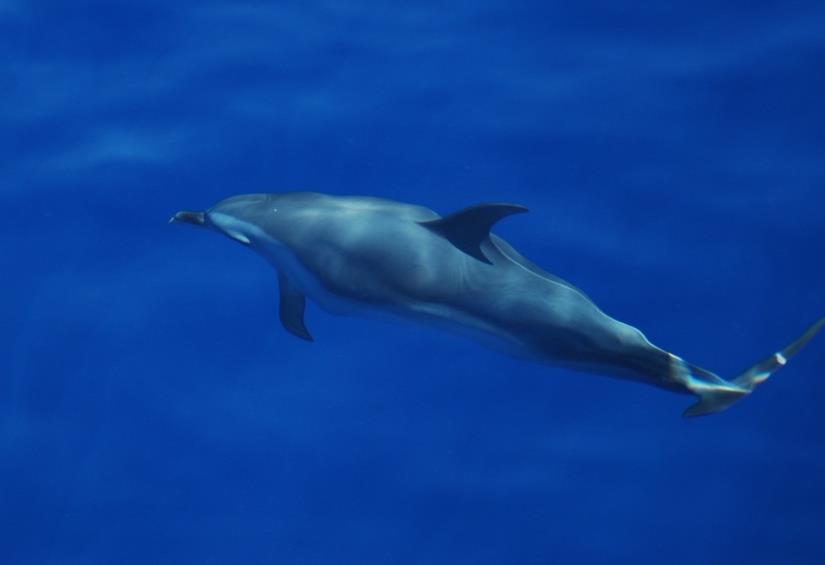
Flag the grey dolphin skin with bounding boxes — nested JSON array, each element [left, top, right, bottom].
[[171, 192, 824, 417]]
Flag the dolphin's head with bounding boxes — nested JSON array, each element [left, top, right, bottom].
[[170, 193, 274, 247]]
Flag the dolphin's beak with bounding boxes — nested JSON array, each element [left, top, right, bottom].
[[169, 209, 251, 246], [169, 210, 207, 226]]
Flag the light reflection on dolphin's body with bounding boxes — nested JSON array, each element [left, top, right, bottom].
[[171, 192, 823, 417]]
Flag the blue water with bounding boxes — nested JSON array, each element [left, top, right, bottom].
[[3, 2, 825, 563]]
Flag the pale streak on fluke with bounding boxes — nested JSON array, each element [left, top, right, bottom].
[[171, 192, 824, 418]]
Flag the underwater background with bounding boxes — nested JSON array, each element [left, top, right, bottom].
[[3, 1, 825, 563]]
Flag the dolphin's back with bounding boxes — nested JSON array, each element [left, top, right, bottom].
[[488, 234, 587, 297], [265, 194, 462, 308]]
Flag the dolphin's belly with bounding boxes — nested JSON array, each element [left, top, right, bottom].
[[283, 246, 531, 355], [265, 238, 368, 316], [268, 232, 540, 356]]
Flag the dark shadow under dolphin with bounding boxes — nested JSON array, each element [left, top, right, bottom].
[[171, 192, 824, 417]]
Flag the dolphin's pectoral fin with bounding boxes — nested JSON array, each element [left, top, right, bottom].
[[419, 203, 529, 263], [277, 272, 313, 342]]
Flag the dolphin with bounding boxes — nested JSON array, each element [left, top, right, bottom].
[[171, 192, 823, 417]]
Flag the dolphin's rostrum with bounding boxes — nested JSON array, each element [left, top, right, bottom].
[[171, 192, 823, 417]]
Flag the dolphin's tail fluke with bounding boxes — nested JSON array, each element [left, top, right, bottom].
[[679, 317, 825, 418]]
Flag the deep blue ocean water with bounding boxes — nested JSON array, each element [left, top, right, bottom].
[[3, 1, 825, 564]]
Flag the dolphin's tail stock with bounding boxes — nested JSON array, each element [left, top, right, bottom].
[[674, 317, 825, 418]]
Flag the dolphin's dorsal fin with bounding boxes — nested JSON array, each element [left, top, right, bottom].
[[419, 203, 528, 263], [277, 271, 313, 342]]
